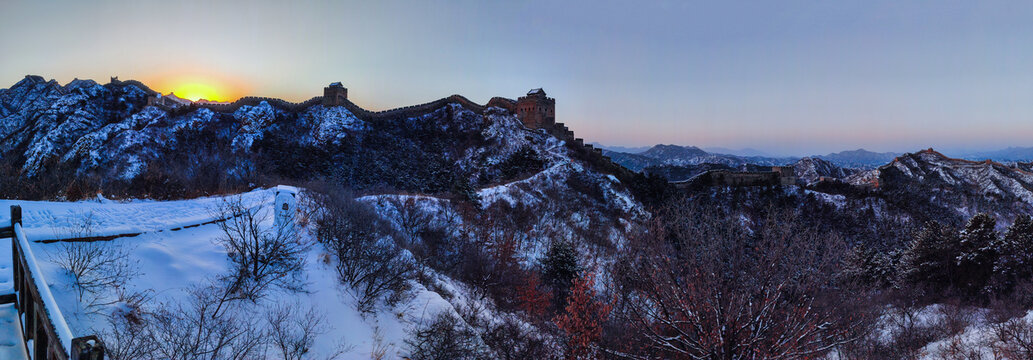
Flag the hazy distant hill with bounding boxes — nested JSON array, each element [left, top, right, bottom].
[[815, 149, 900, 169], [703, 146, 772, 157], [960, 147, 1033, 162], [603, 144, 796, 171], [588, 142, 651, 154]]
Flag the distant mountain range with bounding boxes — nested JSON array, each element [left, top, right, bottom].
[[819, 149, 900, 169], [702, 146, 772, 157], [588, 143, 651, 154], [598, 143, 1033, 172], [600, 144, 895, 171], [960, 147, 1033, 163]]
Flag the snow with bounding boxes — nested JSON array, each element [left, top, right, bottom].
[[0, 241, 11, 297], [477, 162, 569, 208], [231, 101, 279, 151], [0, 303, 28, 360], [14, 222, 74, 355], [301, 105, 369, 146], [3, 187, 475, 359], [803, 189, 847, 209], [0, 189, 270, 242], [863, 303, 1033, 359], [918, 309, 1033, 359]]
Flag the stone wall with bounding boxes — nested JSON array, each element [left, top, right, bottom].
[[675, 167, 798, 189], [138, 86, 627, 177]]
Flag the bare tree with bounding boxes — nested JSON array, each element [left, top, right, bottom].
[[613, 203, 867, 359], [387, 196, 432, 247], [215, 197, 308, 303]]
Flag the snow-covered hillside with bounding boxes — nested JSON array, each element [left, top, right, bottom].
[[0, 188, 544, 358], [0, 76, 617, 204], [793, 157, 856, 185], [877, 149, 1033, 225]]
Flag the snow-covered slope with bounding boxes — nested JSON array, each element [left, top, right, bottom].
[[793, 157, 856, 185], [0, 76, 610, 203], [1, 189, 489, 359], [877, 149, 1033, 224]]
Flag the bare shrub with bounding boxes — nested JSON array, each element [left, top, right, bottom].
[[867, 297, 943, 360], [55, 241, 139, 310], [265, 302, 349, 360], [405, 311, 490, 360], [386, 196, 431, 247], [932, 334, 985, 360], [215, 197, 308, 302], [147, 285, 266, 360], [482, 314, 555, 360], [990, 316, 1033, 359], [369, 327, 391, 360], [936, 300, 975, 339], [53, 211, 139, 311], [614, 202, 866, 359], [308, 188, 414, 313], [101, 303, 156, 360]]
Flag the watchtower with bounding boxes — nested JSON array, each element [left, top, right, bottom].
[[772, 166, 798, 185], [515, 88, 555, 129], [323, 82, 348, 107]]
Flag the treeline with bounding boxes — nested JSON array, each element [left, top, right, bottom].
[[846, 213, 1033, 300]]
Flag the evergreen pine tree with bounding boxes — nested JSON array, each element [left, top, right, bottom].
[[543, 240, 580, 309], [991, 215, 1033, 292], [956, 213, 999, 294], [842, 244, 895, 288], [901, 221, 960, 291]]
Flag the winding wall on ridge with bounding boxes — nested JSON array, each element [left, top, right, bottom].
[[129, 81, 624, 176]]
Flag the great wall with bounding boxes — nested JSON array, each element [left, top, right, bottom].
[[102, 78, 818, 188], [129, 80, 618, 173]]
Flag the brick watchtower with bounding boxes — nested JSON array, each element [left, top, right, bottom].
[[515, 88, 555, 129], [323, 82, 348, 106]]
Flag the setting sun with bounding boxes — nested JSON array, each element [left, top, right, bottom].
[[173, 82, 222, 102], [149, 74, 246, 102]]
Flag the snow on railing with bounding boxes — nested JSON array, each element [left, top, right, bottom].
[[13, 221, 74, 355]]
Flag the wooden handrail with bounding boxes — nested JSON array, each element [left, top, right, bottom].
[[9, 205, 104, 360]]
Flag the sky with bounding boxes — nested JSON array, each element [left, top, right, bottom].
[[2, 0, 1032, 156]]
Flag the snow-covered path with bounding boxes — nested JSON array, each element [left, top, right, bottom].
[[0, 303, 28, 360], [0, 189, 272, 242]]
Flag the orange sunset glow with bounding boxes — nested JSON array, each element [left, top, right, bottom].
[[149, 75, 247, 102]]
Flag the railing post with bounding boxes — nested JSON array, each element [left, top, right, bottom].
[[10, 205, 20, 300], [11, 205, 21, 226]]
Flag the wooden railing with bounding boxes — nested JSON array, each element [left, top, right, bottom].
[[5, 205, 104, 360]]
